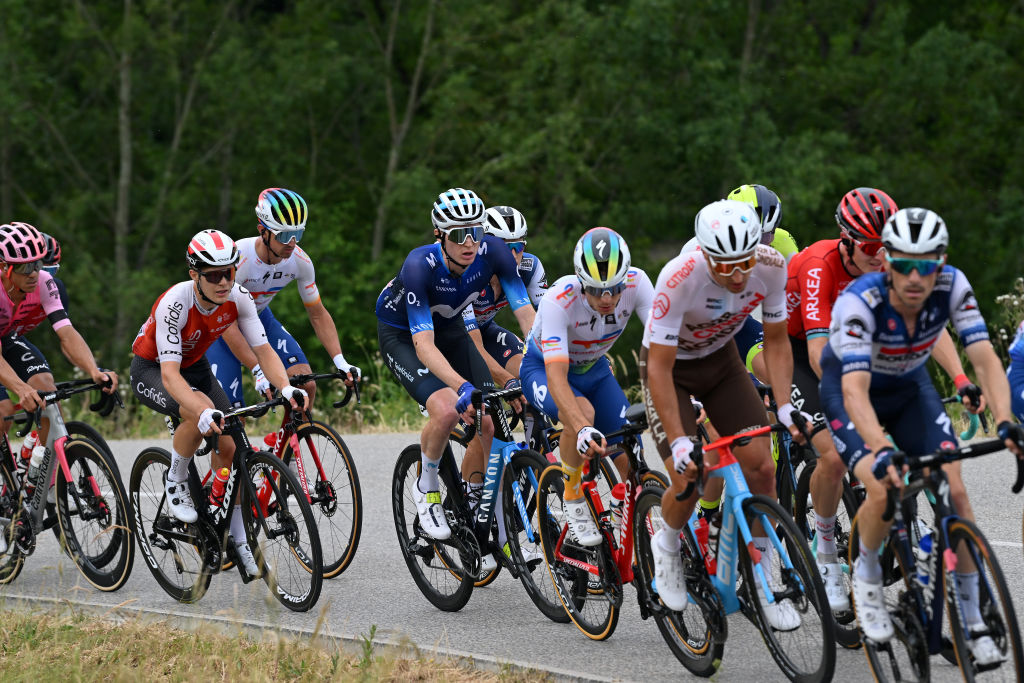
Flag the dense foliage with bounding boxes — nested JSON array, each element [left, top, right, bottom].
[[3, 1, 1023, 397]]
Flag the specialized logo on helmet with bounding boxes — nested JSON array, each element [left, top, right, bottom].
[[596, 239, 607, 257]]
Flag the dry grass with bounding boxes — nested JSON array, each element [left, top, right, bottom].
[[0, 608, 549, 682]]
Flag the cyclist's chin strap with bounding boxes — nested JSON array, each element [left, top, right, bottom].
[[261, 229, 286, 260], [195, 274, 220, 308], [437, 233, 464, 277]]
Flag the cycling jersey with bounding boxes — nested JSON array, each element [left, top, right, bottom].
[[132, 281, 267, 367], [643, 244, 787, 360], [681, 227, 799, 263], [1009, 320, 1024, 363], [786, 239, 861, 340], [822, 268, 988, 383], [376, 235, 530, 334], [0, 270, 71, 340], [463, 252, 547, 330], [1009, 321, 1024, 420], [526, 269, 653, 370], [234, 237, 320, 313]]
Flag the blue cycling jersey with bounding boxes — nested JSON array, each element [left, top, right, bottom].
[[822, 268, 989, 386], [1009, 320, 1024, 363], [376, 234, 531, 334], [464, 251, 547, 331]]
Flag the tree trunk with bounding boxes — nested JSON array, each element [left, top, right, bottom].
[[740, 0, 761, 81], [113, 0, 133, 359]]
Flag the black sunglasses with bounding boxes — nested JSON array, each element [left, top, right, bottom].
[[197, 267, 236, 284]]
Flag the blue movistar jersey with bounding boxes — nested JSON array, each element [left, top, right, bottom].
[[1009, 320, 1024, 363], [822, 268, 989, 386], [463, 252, 547, 331], [376, 235, 531, 334]]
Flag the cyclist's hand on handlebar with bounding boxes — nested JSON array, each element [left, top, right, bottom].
[[503, 377, 525, 414], [281, 385, 308, 411], [776, 402, 812, 445], [92, 369, 119, 393], [954, 374, 985, 413], [333, 353, 360, 387], [690, 397, 706, 424], [251, 364, 273, 399], [455, 382, 478, 424], [198, 408, 223, 436], [670, 436, 698, 481], [997, 421, 1024, 457], [871, 446, 904, 489], [15, 383, 43, 412], [576, 426, 606, 460]]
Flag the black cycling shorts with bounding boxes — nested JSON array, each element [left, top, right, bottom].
[[378, 321, 495, 406], [130, 355, 232, 418], [479, 321, 524, 368], [788, 337, 827, 432], [0, 335, 51, 395]]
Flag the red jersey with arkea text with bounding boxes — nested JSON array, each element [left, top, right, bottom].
[[785, 239, 859, 340]]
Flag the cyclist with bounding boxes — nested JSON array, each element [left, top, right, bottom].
[[1009, 319, 1024, 421], [820, 208, 1024, 661], [131, 229, 307, 576], [207, 188, 358, 410], [521, 227, 653, 547], [641, 200, 807, 628], [376, 188, 535, 545]]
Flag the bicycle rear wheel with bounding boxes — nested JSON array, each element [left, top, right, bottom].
[[0, 464, 25, 584], [391, 444, 474, 612], [634, 486, 725, 677], [849, 514, 930, 682], [55, 438, 134, 590], [502, 448, 568, 622], [944, 519, 1024, 680], [739, 494, 836, 682], [129, 447, 212, 603], [536, 463, 619, 640], [243, 450, 323, 612], [281, 420, 362, 578]]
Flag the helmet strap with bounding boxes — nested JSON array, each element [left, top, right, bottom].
[[192, 270, 221, 308], [259, 229, 286, 262], [436, 232, 465, 276]]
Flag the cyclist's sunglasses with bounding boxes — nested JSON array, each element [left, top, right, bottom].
[[439, 224, 483, 246], [707, 252, 757, 276], [886, 255, 944, 276], [9, 260, 44, 275], [583, 281, 627, 298], [43, 264, 60, 275], [198, 266, 236, 284], [259, 220, 304, 244], [852, 237, 885, 257], [506, 241, 527, 254]]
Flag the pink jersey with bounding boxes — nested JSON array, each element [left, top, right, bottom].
[[0, 270, 71, 339]]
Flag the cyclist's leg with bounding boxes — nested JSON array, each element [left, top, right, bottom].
[[205, 336, 246, 409], [481, 322, 525, 379], [584, 357, 632, 483], [1, 336, 54, 439], [259, 308, 315, 404]]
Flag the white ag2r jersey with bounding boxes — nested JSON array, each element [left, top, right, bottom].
[[643, 244, 787, 359]]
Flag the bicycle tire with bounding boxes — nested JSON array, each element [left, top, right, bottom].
[[129, 447, 212, 603], [848, 514, 930, 682], [536, 463, 619, 640], [634, 486, 725, 677], [943, 518, 1024, 679], [739, 494, 836, 682], [66, 421, 116, 464], [280, 420, 362, 578], [391, 444, 474, 611], [446, 428, 501, 588], [243, 450, 323, 612], [793, 459, 861, 649], [0, 463, 26, 584], [55, 438, 134, 590], [502, 448, 568, 622]]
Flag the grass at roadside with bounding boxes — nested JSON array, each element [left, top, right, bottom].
[[0, 607, 550, 682]]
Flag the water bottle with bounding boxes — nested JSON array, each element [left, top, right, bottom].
[[209, 467, 230, 508], [263, 432, 278, 448], [26, 445, 48, 491], [17, 431, 38, 482], [609, 483, 626, 543], [915, 531, 933, 587], [695, 517, 718, 574]]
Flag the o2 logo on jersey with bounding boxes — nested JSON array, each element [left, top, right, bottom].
[[652, 293, 671, 320], [407, 292, 419, 306]]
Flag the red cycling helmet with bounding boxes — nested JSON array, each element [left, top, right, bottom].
[[41, 233, 62, 266], [835, 187, 898, 242], [0, 222, 47, 263]]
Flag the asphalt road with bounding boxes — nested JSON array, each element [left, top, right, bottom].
[[2, 432, 1023, 682]]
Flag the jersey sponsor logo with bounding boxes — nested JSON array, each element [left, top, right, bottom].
[[520, 257, 534, 269], [136, 381, 168, 408], [804, 268, 822, 321], [665, 258, 696, 288], [416, 367, 429, 376], [532, 381, 548, 404], [426, 252, 438, 268], [757, 247, 785, 268], [571, 330, 622, 348], [785, 290, 801, 314], [887, 318, 897, 331], [163, 300, 185, 344], [860, 287, 881, 307], [540, 336, 561, 349], [706, 297, 723, 310], [958, 289, 978, 311], [555, 283, 575, 301], [406, 292, 420, 306], [604, 313, 616, 324], [685, 292, 765, 340], [844, 317, 867, 339], [652, 293, 671, 320]]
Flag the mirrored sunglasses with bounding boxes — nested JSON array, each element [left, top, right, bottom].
[[441, 224, 483, 245], [506, 241, 527, 254], [259, 220, 304, 243], [198, 267, 236, 284], [886, 255, 944, 276], [853, 238, 885, 257], [10, 260, 43, 275], [583, 281, 627, 298], [707, 252, 758, 276]]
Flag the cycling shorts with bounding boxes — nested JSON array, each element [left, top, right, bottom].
[[0, 335, 51, 397], [131, 355, 232, 418], [734, 316, 764, 374], [819, 363, 956, 472], [520, 349, 628, 447], [378, 321, 494, 407], [206, 307, 309, 407], [788, 337, 827, 433], [478, 321, 524, 369], [1008, 361, 1024, 422], [639, 341, 769, 462]]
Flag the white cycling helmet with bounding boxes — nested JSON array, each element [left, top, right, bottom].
[[431, 187, 485, 230], [573, 227, 631, 292], [187, 229, 239, 269], [483, 206, 527, 240], [694, 199, 761, 260], [882, 208, 948, 255]]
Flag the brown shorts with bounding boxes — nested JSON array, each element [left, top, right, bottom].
[[639, 342, 769, 462]]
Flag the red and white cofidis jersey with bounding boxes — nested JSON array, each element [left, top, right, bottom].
[[234, 237, 320, 314], [0, 270, 71, 338], [643, 244, 787, 359], [132, 281, 267, 367], [786, 239, 860, 340], [527, 269, 653, 370]]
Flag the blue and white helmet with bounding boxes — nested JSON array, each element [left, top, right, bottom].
[[431, 188, 485, 230]]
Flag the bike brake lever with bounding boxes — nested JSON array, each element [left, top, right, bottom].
[[1012, 452, 1024, 495]]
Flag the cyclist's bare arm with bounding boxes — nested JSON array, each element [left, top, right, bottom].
[[762, 320, 804, 441], [647, 342, 686, 444], [0, 352, 42, 411], [412, 329, 468, 391], [512, 303, 535, 341], [933, 328, 974, 390], [55, 324, 117, 390], [222, 321, 258, 369], [807, 336, 828, 378], [306, 299, 346, 360], [251, 342, 292, 394]]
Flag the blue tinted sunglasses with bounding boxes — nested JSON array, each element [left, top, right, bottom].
[[507, 241, 527, 254], [886, 255, 944, 276], [583, 281, 627, 298], [259, 220, 305, 243]]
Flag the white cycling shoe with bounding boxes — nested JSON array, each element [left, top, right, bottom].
[[853, 562, 894, 643], [164, 476, 198, 524], [651, 529, 688, 612], [817, 560, 851, 612], [0, 527, 8, 555], [414, 485, 451, 540], [563, 499, 601, 547], [968, 629, 1004, 667], [758, 586, 802, 631]]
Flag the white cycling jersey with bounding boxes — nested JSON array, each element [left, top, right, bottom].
[[235, 236, 321, 313], [527, 269, 653, 370], [643, 244, 787, 359]]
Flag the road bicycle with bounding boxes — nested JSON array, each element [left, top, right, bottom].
[[849, 438, 1024, 681], [129, 394, 323, 611], [0, 378, 133, 591]]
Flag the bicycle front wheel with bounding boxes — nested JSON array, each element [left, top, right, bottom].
[[243, 450, 323, 612], [281, 420, 362, 578], [739, 494, 836, 682], [55, 438, 134, 591], [0, 463, 25, 584], [944, 518, 1024, 680]]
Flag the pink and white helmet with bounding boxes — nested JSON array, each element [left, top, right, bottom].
[[186, 229, 239, 270], [0, 222, 47, 263]]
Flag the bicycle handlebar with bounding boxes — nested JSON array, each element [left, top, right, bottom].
[[674, 422, 789, 501], [941, 395, 988, 438], [6, 376, 123, 437]]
